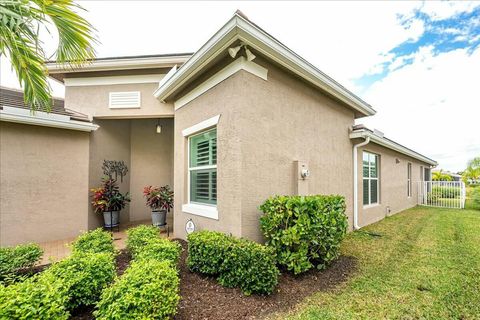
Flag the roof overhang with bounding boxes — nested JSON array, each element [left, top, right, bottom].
[[154, 13, 376, 118], [0, 106, 98, 132], [46, 54, 192, 78], [350, 128, 437, 166]]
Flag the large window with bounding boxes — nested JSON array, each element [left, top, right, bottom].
[[363, 152, 379, 206], [189, 128, 217, 205], [407, 163, 412, 197]]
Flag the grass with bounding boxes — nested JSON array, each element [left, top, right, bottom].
[[465, 186, 480, 210], [276, 206, 480, 320]]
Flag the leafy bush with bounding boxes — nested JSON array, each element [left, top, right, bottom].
[[71, 228, 115, 255], [260, 195, 348, 274], [125, 225, 159, 255], [94, 259, 179, 320], [187, 230, 279, 295], [187, 230, 232, 275], [218, 238, 279, 295], [472, 187, 480, 207], [0, 243, 43, 281], [44, 252, 115, 310], [135, 238, 182, 265], [431, 186, 461, 199], [0, 271, 69, 320]]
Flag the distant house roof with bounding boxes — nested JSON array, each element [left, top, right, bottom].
[[0, 87, 97, 132], [350, 124, 437, 166]]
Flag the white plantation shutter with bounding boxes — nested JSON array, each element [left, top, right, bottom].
[[189, 128, 217, 205]]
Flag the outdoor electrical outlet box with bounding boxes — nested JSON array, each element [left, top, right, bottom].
[[294, 160, 309, 195]]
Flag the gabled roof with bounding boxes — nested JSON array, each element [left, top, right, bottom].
[[0, 87, 97, 132], [350, 124, 437, 166], [154, 11, 376, 118]]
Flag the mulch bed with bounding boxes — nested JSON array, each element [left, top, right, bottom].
[[70, 240, 357, 320]]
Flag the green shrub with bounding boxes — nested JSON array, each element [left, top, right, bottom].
[[260, 195, 348, 274], [431, 186, 461, 199], [135, 238, 182, 265], [71, 228, 115, 255], [472, 187, 480, 207], [187, 230, 279, 295], [94, 259, 179, 320], [44, 252, 115, 310], [125, 225, 159, 255], [0, 243, 43, 281], [187, 230, 232, 275], [218, 238, 279, 295], [0, 271, 69, 320]]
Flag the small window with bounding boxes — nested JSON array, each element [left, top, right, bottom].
[[407, 163, 412, 197], [363, 152, 379, 206], [189, 128, 217, 205]]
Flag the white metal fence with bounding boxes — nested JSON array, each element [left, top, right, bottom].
[[418, 181, 466, 209]]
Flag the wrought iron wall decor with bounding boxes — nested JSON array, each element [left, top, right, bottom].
[[102, 160, 129, 182]]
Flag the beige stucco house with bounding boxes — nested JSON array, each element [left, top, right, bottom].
[[0, 12, 436, 246]]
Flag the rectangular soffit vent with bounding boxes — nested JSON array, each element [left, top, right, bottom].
[[109, 91, 141, 109]]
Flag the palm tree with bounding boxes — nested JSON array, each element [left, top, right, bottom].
[[0, 0, 97, 111], [432, 170, 453, 182]]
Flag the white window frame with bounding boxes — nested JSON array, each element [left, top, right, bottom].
[[407, 162, 412, 198], [181, 115, 220, 220], [363, 151, 380, 207]]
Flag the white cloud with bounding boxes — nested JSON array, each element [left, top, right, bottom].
[[419, 1, 479, 21], [361, 46, 480, 172]]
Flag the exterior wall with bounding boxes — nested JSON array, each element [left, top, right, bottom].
[[130, 118, 174, 222], [0, 122, 90, 246], [173, 72, 244, 240], [65, 82, 175, 119], [88, 119, 131, 229], [356, 142, 429, 227], [173, 58, 357, 241]]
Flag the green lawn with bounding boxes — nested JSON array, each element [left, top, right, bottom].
[[277, 206, 480, 320]]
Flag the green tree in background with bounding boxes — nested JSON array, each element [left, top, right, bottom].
[[0, 0, 97, 111], [463, 156, 480, 184], [432, 170, 453, 181]]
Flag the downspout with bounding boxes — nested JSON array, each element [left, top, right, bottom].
[[353, 136, 370, 230]]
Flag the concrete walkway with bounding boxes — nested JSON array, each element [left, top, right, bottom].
[[38, 217, 172, 265]]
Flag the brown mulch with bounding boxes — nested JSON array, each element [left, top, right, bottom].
[[69, 240, 357, 320]]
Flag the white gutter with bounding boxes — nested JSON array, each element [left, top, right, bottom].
[[0, 106, 98, 132], [353, 137, 370, 230]]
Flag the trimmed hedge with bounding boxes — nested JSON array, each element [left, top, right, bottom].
[[135, 238, 182, 265], [0, 243, 43, 281], [94, 259, 180, 320], [44, 252, 116, 310], [0, 271, 69, 320], [125, 225, 159, 255], [260, 195, 348, 274], [187, 231, 231, 275], [71, 228, 115, 255], [187, 230, 279, 295], [431, 186, 461, 199]]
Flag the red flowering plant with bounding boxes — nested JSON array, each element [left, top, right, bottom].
[[143, 185, 174, 212], [91, 178, 130, 214]]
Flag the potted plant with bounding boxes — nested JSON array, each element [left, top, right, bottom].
[[143, 185, 174, 227], [91, 178, 130, 228]]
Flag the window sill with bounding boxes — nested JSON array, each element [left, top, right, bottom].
[[182, 203, 218, 220], [363, 203, 380, 209]]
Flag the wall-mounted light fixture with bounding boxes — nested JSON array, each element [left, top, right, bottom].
[[156, 120, 162, 134]]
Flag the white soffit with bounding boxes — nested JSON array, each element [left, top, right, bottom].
[[154, 13, 376, 117], [0, 106, 98, 132], [64, 74, 165, 86], [174, 57, 267, 109], [182, 115, 221, 137], [349, 129, 437, 166]]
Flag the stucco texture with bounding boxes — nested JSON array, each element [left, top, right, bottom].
[[0, 122, 90, 246]]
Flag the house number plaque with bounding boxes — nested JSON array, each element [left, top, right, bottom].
[[185, 219, 196, 234]]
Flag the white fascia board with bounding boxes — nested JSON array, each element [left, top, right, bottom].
[[349, 130, 437, 166], [174, 57, 267, 109], [47, 55, 191, 73], [64, 74, 165, 87], [154, 14, 375, 117], [0, 106, 98, 132], [182, 115, 220, 137]]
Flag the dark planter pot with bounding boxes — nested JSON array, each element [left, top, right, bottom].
[[103, 211, 120, 228], [152, 209, 167, 227]]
